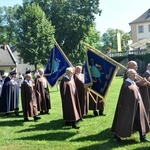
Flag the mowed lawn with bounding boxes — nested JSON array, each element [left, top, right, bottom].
[[0, 77, 150, 150]]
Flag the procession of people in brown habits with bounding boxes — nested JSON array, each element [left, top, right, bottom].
[[112, 60, 150, 142], [0, 60, 150, 143]]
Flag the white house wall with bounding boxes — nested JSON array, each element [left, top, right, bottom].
[[0, 67, 12, 76], [136, 22, 150, 41], [12, 50, 35, 74]]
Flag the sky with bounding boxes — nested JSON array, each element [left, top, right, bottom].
[[96, 0, 150, 34], [0, 0, 150, 34]]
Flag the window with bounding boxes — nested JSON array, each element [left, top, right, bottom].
[[138, 25, 144, 33]]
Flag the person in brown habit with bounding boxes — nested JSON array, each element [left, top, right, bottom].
[[111, 69, 149, 142], [21, 73, 41, 122], [74, 66, 88, 118], [35, 68, 51, 115], [60, 67, 82, 129], [139, 63, 150, 123], [124, 61, 150, 124], [123, 60, 138, 81]]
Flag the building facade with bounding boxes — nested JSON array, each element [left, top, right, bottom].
[[129, 9, 150, 43], [11, 47, 35, 74], [0, 44, 17, 76]]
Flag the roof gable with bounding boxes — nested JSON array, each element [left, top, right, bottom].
[[0, 45, 17, 66], [129, 8, 150, 24]]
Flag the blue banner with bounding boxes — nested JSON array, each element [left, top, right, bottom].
[[84, 61, 93, 87], [44, 45, 71, 87], [84, 49, 119, 99]]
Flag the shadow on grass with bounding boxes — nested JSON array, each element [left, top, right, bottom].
[[16, 119, 80, 141], [134, 147, 150, 150], [71, 128, 140, 150], [17, 119, 71, 133], [0, 111, 23, 118], [16, 131, 77, 141], [0, 111, 24, 127], [0, 119, 24, 126], [82, 114, 96, 119]]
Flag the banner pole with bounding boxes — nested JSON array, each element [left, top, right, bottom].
[[88, 91, 97, 103], [53, 38, 73, 67]]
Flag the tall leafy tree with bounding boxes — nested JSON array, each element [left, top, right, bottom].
[[0, 7, 5, 44], [74, 25, 102, 65], [51, 0, 101, 64], [84, 24, 101, 49], [16, 3, 55, 69], [0, 5, 19, 46], [23, 0, 101, 64], [101, 28, 131, 52]]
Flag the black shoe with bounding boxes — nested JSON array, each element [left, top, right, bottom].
[[93, 111, 98, 116], [15, 111, 19, 116], [80, 118, 84, 121], [77, 118, 84, 122], [45, 111, 50, 115], [34, 116, 41, 121], [65, 121, 72, 126], [72, 124, 80, 129], [99, 110, 106, 116], [140, 137, 150, 142], [3, 113, 9, 117], [72, 121, 80, 129], [114, 134, 121, 142], [24, 118, 30, 122], [99, 113, 106, 116], [40, 111, 44, 115]]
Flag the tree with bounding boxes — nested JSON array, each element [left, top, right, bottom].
[[71, 24, 102, 65], [0, 7, 5, 44], [0, 5, 20, 46], [57, 23, 102, 65], [16, 3, 55, 70], [23, 0, 102, 64], [84, 24, 101, 49], [101, 28, 131, 52]]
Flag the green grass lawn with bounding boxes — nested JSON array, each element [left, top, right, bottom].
[[0, 77, 150, 150]]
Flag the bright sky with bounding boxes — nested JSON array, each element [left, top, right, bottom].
[[96, 0, 150, 34], [0, 0, 22, 7], [0, 0, 150, 35]]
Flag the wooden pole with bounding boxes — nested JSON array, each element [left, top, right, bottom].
[[88, 90, 97, 103]]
